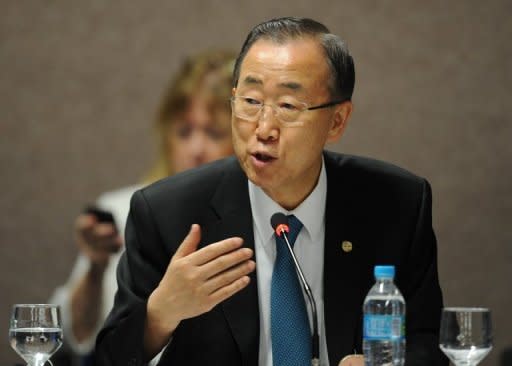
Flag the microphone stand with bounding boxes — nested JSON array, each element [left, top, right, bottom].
[[279, 227, 320, 366]]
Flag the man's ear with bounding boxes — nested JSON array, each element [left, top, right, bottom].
[[327, 101, 353, 143], [232, 87, 237, 96]]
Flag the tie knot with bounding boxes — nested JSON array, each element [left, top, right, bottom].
[[287, 214, 303, 234], [279, 215, 303, 247]]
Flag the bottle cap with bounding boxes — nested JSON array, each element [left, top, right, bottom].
[[374, 265, 395, 279]]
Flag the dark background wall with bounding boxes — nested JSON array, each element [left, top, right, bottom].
[[1, 1, 510, 364]]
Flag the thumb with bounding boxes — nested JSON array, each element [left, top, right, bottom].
[[174, 224, 201, 259]]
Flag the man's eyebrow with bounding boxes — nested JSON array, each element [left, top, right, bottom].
[[277, 81, 302, 91], [242, 75, 262, 85], [241, 76, 303, 91]]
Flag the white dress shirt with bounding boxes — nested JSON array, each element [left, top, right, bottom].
[[249, 158, 330, 366]]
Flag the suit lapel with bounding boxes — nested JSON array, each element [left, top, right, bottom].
[[323, 152, 371, 365], [206, 159, 260, 366]]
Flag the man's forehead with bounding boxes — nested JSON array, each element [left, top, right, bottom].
[[237, 38, 329, 92], [244, 37, 323, 62]]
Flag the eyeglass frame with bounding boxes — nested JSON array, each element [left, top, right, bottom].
[[230, 95, 347, 126]]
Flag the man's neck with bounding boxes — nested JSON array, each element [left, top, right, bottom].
[[262, 160, 323, 210]]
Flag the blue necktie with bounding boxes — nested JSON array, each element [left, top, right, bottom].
[[271, 215, 311, 365]]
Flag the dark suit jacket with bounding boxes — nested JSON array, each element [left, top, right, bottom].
[[95, 151, 447, 366]]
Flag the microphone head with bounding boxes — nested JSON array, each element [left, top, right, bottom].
[[270, 212, 289, 237]]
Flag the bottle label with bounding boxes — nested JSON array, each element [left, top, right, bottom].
[[363, 315, 405, 340]]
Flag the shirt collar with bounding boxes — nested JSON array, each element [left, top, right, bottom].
[[249, 157, 327, 247]]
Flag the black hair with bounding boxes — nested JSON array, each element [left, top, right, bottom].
[[233, 16, 355, 101]]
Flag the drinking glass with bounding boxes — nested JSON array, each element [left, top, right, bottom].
[[9, 304, 63, 366], [439, 307, 492, 366]]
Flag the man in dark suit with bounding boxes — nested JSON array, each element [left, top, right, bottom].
[[96, 17, 447, 366]]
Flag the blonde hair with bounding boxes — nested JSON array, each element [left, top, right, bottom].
[[144, 50, 236, 183]]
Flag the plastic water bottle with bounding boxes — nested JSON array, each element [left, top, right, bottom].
[[363, 265, 406, 366]]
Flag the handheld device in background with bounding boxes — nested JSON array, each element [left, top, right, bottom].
[[84, 206, 117, 229]]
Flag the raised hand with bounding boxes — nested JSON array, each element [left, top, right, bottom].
[[144, 224, 255, 358]]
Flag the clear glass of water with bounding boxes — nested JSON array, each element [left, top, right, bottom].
[[9, 304, 63, 366], [439, 307, 492, 366]]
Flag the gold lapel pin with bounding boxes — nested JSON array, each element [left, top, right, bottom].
[[341, 240, 353, 252]]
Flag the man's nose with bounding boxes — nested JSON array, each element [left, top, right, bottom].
[[255, 105, 279, 140]]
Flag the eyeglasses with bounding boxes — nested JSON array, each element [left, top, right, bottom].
[[230, 96, 345, 127]]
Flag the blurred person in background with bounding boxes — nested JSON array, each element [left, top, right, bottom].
[[49, 49, 236, 365]]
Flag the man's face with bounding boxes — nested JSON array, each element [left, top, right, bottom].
[[231, 37, 352, 209]]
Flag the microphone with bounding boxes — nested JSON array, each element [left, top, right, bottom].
[[270, 213, 320, 366]]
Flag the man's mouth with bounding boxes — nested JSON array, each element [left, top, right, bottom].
[[253, 152, 276, 163]]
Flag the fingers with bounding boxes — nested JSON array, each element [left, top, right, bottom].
[[200, 246, 253, 280], [76, 213, 122, 254], [86, 223, 121, 251], [202, 257, 255, 295], [179, 244, 254, 310], [173, 224, 246, 267], [77, 213, 117, 238], [209, 274, 252, 305], [174, 224, 201, 259], [75, 213, 95, 233], [188, 237, 245, 266]]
